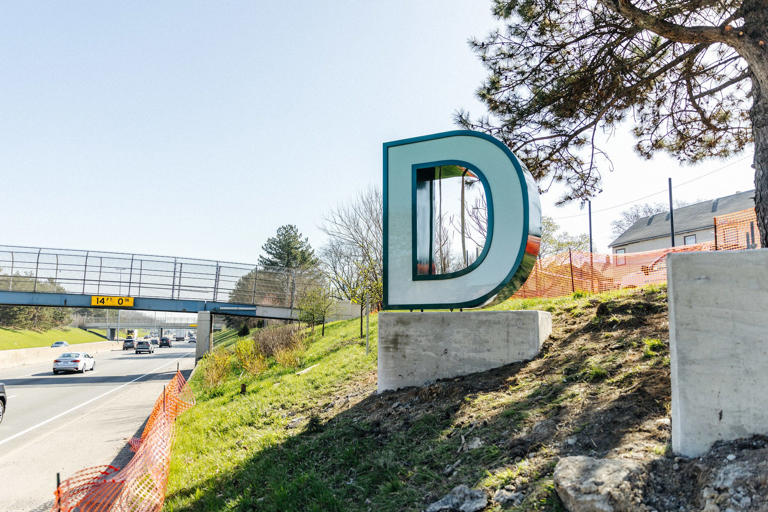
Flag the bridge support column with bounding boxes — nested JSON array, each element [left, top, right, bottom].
[[108, 328, 117, 340], [195, 311, 212, 362]]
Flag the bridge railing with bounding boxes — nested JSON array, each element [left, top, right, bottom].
[[0, 245, 319, 309]]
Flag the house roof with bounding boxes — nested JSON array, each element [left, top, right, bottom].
[[608, 190, 755, 248]]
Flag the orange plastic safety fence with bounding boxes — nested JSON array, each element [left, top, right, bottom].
[[52, 370, 194, 512], [714, 208, 761, 250], [512, 243, 715, 300]]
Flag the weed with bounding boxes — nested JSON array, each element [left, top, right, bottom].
[[571, 290, 588, 299], [643, 337, 666, 358], [254, 324, 305, 357], [203, 350, 232, 388], [583, 364, 608, 381], [234, 338, 267, 375], [274, 346, 303, 368]]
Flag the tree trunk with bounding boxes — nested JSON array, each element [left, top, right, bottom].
[[753, 77, 768, 247], [742, 1, 768, 246]]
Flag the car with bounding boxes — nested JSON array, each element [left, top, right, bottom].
[[53, 352, 95, 374], [135, 340, 154, 354], [50, 341, 69, 348], [150, 337, 159, 345], [174, 335, 185, 343], [188, 337, 196, 343], [159, 337, 172, 348], [0, 383, 6, 424], [122, 339, 135, 350]]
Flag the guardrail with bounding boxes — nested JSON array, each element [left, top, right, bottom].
[[0, 245, 316, 309]]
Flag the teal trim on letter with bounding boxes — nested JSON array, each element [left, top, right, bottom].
[[383, 130, 535, 310], [410, 160, 494, 281]]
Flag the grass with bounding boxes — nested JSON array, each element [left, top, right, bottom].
[[165, 285, 672, 511], [0, 327, 105, 350]]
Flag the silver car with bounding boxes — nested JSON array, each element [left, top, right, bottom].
[[53, 352, 95, 374]]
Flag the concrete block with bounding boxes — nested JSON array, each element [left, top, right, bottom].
[[377, 310, 551, 392], [668, 249, 768, 457], [195, 311, 212, 361]]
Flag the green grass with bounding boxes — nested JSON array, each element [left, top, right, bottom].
[[165, 285, 670, 512], [0, 327, 106, 350], [165, 318, 378, 511]]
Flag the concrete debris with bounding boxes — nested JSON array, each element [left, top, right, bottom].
[[425, 485, 487, 512], [553, 456, 648, 512]]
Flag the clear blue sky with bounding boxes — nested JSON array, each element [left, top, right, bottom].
[[0, 1, 755, 260]]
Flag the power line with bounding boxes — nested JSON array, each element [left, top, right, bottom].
[[550, 156, 751, 220]]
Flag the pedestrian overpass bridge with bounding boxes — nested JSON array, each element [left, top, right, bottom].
[[0, 244, 307, 320]]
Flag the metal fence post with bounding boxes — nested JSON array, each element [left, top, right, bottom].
[[56, 472, 61, 512], [97, 257, 103, 294], [213, 263, 221, 302], [714, 217, 719, 251], [568, 248, 575, 293], [33, 248, 41, 293], [250, 271, 258, 304], [82, 251, 89, 294], [170, 259, 177, 300], [138, 259, 143, 296], [9, 251, 13, 291], [128, 255, 134, 296], [177, 263, 184, 300]]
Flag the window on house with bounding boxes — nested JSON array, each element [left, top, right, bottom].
[[615, 248, 626, 265], [683, 234, 696, 245]]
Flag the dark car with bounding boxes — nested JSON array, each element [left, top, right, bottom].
[[135, 340, 154, 354], [159, 337, 172, 348], [122, 339, 135, 350], [0, 383, 6, 424]]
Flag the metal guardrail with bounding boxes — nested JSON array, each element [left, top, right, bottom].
[[0, 245, 315, 309]]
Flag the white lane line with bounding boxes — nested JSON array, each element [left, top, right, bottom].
[[7, 395, 17, 399], [0, 353, 193, 447]]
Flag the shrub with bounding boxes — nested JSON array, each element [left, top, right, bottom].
[[253, 324, 305, 358], [234, 338, 267, 375], [203, 350, 232, 388], [237, 323, 250, 337]]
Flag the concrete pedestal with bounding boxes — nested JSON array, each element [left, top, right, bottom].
[[195, 311, 212, 361], [668, 250, 768, 456], [377, 310, 551, 392]]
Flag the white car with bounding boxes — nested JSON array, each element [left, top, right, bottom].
[[50, 340, 69, 348], [53, 352, 95, 374]]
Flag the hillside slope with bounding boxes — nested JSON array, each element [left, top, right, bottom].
[[164, 286, 750, 511]]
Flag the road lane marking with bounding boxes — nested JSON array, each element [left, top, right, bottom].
[[7, 395, 16, 398], [0, 353, 193, 447]]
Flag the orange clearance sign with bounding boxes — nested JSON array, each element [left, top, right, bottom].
[[91, 296, 135, 307]]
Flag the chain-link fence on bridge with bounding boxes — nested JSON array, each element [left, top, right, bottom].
[[0, 246, 318, 309]]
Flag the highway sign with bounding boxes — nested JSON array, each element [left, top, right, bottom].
[[91, 296, 135, 307]]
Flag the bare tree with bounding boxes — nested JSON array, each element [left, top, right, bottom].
[[610, 200, 691, 238]]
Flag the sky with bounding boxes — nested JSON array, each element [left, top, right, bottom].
[[0, 1, 756, 262]]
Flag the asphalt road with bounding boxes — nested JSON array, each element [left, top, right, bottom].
[[0, 343, 196, 512]]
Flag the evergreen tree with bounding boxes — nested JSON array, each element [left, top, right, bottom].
[[459, 0, 768, 245], [258, 225, 318, 269]]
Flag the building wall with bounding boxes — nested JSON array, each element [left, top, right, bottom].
[[612, 228, 714, 254]]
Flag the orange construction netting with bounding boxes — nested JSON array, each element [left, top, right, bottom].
[[715, 207, 761, 250], [511, 208, 761, 300], [52, 370, 194, 512]]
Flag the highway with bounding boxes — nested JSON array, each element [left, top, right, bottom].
[[0, 342, 196, 512]]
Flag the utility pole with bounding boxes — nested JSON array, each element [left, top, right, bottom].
[[668, 178, 676, 247]]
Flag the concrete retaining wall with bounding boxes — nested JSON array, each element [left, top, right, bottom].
[[0, 340, 121, 369], [378, 310, 551, 392], [668, 250, 768, 457]]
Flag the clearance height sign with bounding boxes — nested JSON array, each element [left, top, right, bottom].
[[91, 296, 135, 307]]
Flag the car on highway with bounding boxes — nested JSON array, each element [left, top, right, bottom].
[[50, 340, 69, 348], [135, 340, 155, 354], [150, 337, 159, 345], [159, 337, 172, 348], [122, 339, 135, 350], [0, 383, 6, 424], [188, 336, 196, 343], [53, 352, 95, 374]]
